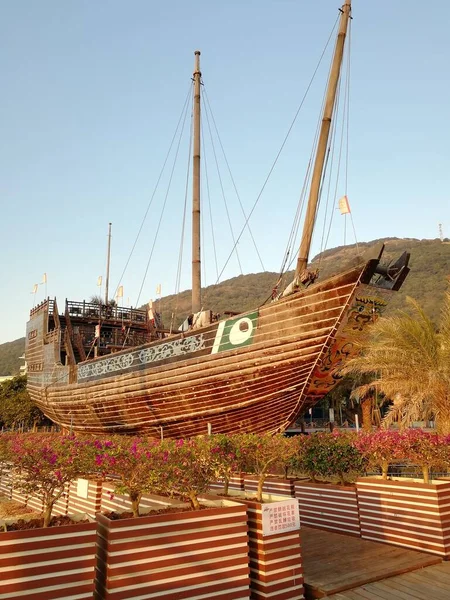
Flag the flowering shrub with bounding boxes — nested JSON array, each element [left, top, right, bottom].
[[353, 430, 405, 479], [297, 432, 365, 485], [7, 433, 92, 527], [397, 429, 446, 484], [157, 437, 217, 509], [209, 434, 241, 495], [93, 436, 160, 517], [236, 434, 298, 501]]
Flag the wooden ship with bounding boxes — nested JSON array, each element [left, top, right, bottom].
[[26, 1, 410, 437]]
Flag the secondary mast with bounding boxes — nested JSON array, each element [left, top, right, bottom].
[[105, 222, 112, 305], [192, 50, 202, 314], [295, 0, 352, 279]]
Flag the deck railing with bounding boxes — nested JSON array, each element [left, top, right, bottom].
[[66, 301, 147, 325]]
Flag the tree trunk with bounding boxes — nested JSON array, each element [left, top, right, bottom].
[[43, 502, 54, 528], [223, 476, 229, 496], [381, 460, 389, 480], [130, 491, 142, 518], [189, 490, 201, 510], [422, 465, 430, 484], [361, 397, 373, 431], [257, 476, 265, 502]]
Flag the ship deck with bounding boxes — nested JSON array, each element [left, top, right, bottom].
[[302, 526, 444, 599]]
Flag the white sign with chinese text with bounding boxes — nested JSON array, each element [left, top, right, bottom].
[[261, 499, 300, 537], [76, 478, 89, 499]]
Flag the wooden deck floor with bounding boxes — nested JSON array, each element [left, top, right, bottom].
[[326, 562, 450, 599], [301, 526, 443, 599]]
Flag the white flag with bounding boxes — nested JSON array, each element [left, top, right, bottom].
[[42, 273, 47, 284], [338, 195, 351, 215], [117, 285, 123, 299], [95, 324, 101, 339], [156, 283, 162, 295], [97, 276, 102, 287], [31, 284, 38, 294]]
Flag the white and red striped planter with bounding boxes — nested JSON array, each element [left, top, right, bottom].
[[356, 477, 450, 557], [99, 480, 186, 515], [68, 479, 103, 515], [94, 497, 250, 599], [0, 467, 12, 499], [209, 473, 245, 494], [244, 475, 300, 498], [234, 495, 304, 600], [295, 481, 361, 536], [0, 513, 97, 599]]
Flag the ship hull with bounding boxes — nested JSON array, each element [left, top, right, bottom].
[[26, 261, 394, 437]]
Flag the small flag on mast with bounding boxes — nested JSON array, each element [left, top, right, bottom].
[[94, 324, 101, 339], [156, 284, 161, 295], [117, 285, 123, 299], [31, 284, 38, 294], [42, 273, 47, 284], [97, 276, 102, 287], [338, 195, 351, 215]]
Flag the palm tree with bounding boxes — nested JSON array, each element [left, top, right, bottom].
[[341, 291, 450, 434]]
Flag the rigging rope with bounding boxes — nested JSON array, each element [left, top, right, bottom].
[[201, 118, 220, 282], [215, 13, 340, 287], [112, 84, 192, 303], [170, 86, 195, 332], [202, 93, 243, 275], [135, 89, 192, 309], [203, 88, 265, 273]]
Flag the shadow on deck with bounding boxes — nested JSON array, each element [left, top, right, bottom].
[[301, 526, 444, 599]]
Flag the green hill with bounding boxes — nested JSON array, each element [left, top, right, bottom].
[[2, 237, 449, 374], [0, 338, 26, 376]]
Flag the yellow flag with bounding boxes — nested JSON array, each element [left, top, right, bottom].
[[156, 283, 162, 295], [42, 273, 47, 284], [338, 195, 351, 215], [117, 285, 124, 298], [97, 276, 102, 286], [31, 284, 38, 294]]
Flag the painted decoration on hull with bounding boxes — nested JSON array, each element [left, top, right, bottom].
[[304, 287, 392, 398], [211, 312, 258, 354], [77, 310, 259, 383]]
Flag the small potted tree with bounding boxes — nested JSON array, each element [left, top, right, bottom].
[[355, 429, 450, 557], [226, 433, 304, 600], [294, 431, 365, 536], [208, 433, 244, 494], [241, 433, 300, 499], [94, 436, 250, 600], [0, 433, 97, 599]]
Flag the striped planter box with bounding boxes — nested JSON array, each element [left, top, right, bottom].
[[68, 479, 103, 515], [100, 481, 183, 515], [209, 473, 245, 494], [244, 476, 301, 498], [356, 477, 450, 557], [0, 468, 12, 499], [295, 481, 361, 536], [0, 513, 97, 599], [11, 487, 28, 507], [94, 497, 250, 599], [25, 485, 70, 517], [235, 495, 304, 600]]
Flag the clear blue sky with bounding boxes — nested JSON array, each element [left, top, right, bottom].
[[1, 0, 449, 344]]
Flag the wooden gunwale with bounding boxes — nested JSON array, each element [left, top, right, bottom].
[[28, 261, 383, 435]]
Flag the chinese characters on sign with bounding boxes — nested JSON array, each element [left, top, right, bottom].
[[261, 499, 300, 537]]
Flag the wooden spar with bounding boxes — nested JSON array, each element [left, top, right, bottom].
[[192, 51, 202, 314], [105, 222, 112, 305], [295, 0, 352, 279]]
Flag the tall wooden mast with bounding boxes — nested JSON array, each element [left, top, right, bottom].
[[295, 0, 351, 279], [105, 222, 112, 305], [192, 50, 202, 314]]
